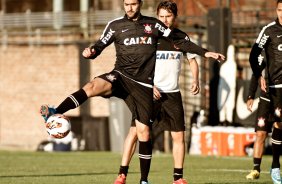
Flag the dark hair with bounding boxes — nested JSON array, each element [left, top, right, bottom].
[[278, 0, 282, 4], [157, 0, 178, 17]]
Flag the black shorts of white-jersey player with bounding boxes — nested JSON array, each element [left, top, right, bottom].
[[248, 1, 282, 182], [40, 0, 224, 183]]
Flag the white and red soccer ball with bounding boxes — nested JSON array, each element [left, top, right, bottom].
[[45, 114, 71, 139]]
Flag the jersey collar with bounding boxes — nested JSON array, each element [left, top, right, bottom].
[[124, 13, 143, 21]]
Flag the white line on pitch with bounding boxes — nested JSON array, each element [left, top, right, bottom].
[[205, 169, 269, 174]]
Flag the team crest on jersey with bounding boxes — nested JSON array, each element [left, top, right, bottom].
[[257, 117, 265, 127], [144, 24, 152, 34], [275, 107, 282, 117], [106, 74, 116, 82]]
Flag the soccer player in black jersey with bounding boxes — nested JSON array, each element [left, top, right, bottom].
[[249, 0, 282, 183], [246, 59, 273, 180], [40, 0, 224, 183]]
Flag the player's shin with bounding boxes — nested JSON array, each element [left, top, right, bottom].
[[139, 140, 152, 183]]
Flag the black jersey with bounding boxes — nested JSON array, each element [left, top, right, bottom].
[[249, 19, 282, 85], [87, 14, 207, 85]]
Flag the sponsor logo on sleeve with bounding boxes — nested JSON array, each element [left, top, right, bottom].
[[155, 23, 166, 33], [258, 54, 264, 65], [258, 34, 269, 48], [101, 29, 115, 44]]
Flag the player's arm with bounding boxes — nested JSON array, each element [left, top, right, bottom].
[[155, 19, 225, 61], [82, 22, 116, 59], [187, 53, 200, 95], [248, 74, 259, 100], [249, 47, 268, 92], [155, 20, 208, 57], [259, 76, 267, 93], [249, 27, 269, 80], [249, 44, 264, 79], [169, 30, 225, 61], [246, 74, 258, 112]]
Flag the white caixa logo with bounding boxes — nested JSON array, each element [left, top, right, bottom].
[[156, 51, 181, 60], [124, 37, 152, 45]]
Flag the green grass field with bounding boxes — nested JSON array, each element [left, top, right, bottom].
[[0, 150, 274, 184]]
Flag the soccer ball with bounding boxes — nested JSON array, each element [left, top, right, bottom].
[[45, 114, 71, 139]]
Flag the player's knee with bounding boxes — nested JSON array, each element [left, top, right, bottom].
[[135, 120, 150, 140], [128, 127, 138, 139], [171, 132, 184, 143], [82, 82, 96, 97], [256, 131, 267, 142], [83, 79, 111, 96]]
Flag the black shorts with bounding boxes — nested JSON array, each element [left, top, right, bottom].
[[98, 70, 153, 126], [255, 91, 273, 132], [152, 92, 185, 132], [269, 87, 282, 123]]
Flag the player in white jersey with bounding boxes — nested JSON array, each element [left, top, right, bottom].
[[114, 1, 200, 184]]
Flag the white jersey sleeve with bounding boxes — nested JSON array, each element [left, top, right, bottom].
[[186, 52, 197, 60]]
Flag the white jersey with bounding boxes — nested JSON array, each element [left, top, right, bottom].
[[154, 50, 196, 93]]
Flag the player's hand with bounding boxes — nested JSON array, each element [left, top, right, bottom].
[[153, 86, 161, 100], [246, 98, 254, 112], [190, 80, 200, 95], [204, 52, 225, 62], [82, 47, 96, 58], [259, 76, 267, 93]]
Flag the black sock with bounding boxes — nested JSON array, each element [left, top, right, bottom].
[[139, 141, 152, 183], [271, 127, 282, 169], [56, 89, 88, 114], [173, 168, 183, 181], [118, 166, 129, 176], [253, 158, 262, 172]]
